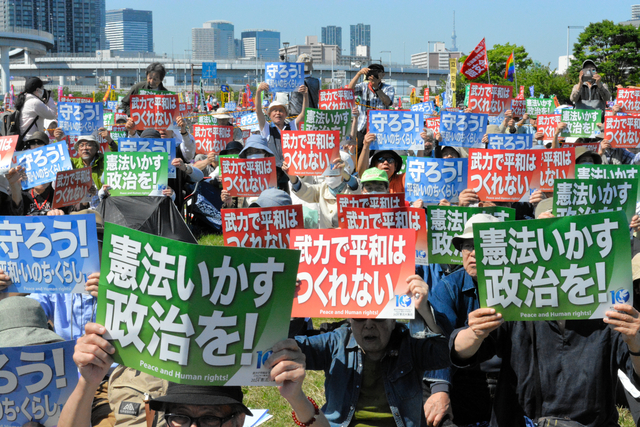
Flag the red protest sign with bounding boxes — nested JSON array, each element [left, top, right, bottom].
[[222, 205, 304, 248], [616, 88, 640, 114], [282, 130, 341, 176], [531, 148, 575, 192], [468, 149, 538, 202], [290, 228, 416, 319], [605, 115, 640, 148], [193, 124, 234, 154], [468, 84, 513, 116], [517, 86, 525, 100], [425, 117, 440, 133], [337, 193, 406, 213], [179, 102, 188, 113], [130, 94, 179, 131], [460, 38, 488, 80], [52, 167, 92, 208], [220, 157, 277, 197], [0, 135, 18, 173], [319, 89, 355, 110], [60, 96, 92, 103], [536, 114, 561, 142], [510, 99, 526, 117], [564, 141, 600, 153], [114, 113, 128, 123], [423, 88, 429, 102]]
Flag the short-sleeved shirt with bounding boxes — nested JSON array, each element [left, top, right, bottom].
[[353, 82, 396, 132]]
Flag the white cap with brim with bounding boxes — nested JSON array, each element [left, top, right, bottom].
[[214, 108, 232, 120], [267, 101, 289, 117], [74, 134, 99, 151], [451, 213, 501, 251]]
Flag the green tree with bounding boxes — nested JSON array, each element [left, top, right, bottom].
[[568, 20, 640, 89]]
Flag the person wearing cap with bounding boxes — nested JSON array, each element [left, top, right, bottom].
[[570, 59, 611, 112], [15, 76, 57, 144], [598, 134, 640, 165], [0, 297, 64, 346], [124, 114, 196, 163], [194, 140, 244, 178], [283, 151, 360, 229], [356, 132, 405, 193], [288, 53, 320, 116], [70, 134, 105, 190]]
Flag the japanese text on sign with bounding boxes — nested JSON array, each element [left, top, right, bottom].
[[604, 115, 640, 148], [130, 95, 179, 131], [411, 102, 436, 116], [119, 138, 177, 179], [319, 89, 355, 110], [553, 178, 638, 222], [616, 88, 640, 114], [222, 205, 303, 249], [52, 167, 92, 209], [58, 103, 103, 136], [487, 134, 533, 150], [468, 84, 513, 116], [405, 157, 467, 203], [104, 152, 168, 197], [220, 157, 277, 197], [526, 98, 555, 116], [536, 114, 561, 141], [337, 193, 405, 212], [560, 109, 601, 138], [303, 108, 352, 141], [439, 111, 488, 147], [282, 130, 340, 176], [468, 149, 537, 202], [368, 110, 423, 151], [12, 141, 72, 190], [193, 125, 233, 155], [264, 63, 304, 93], [0, 135, 18, 174]]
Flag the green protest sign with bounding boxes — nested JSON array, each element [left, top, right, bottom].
[[463, 84, 470, 107], [199, 115, 218, 125], [139, 89, 176, 95], [559, 109, 601, 138], [96, 223, 300, 386], [104, 111, 114, 126], [303, 108, 352, 140], [553, 178, 637, 222], [426, 206, 516, 265], [474, 211, 632, 321], [525, 98, 555, 116], [575, 164, 640, 201], [104, 152, 169, 196]]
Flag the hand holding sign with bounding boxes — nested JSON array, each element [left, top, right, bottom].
[[74, 323, 115, 386]]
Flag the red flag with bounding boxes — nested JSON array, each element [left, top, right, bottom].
[[398, 97, 403, 108], [517, 86, 525, 100], [460, 38, 488, 80], [423, 88, 429, 102]]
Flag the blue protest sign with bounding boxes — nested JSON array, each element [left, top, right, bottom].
[[221, 85, 229, 93], [239, 112, 260, 131], [225, 101, 237, 110], [202, 62, 217, 79], [411, 102, 436, 116], [487, 134, 533, 150], [0, 341, 78, 427], [57, 102, 104, 136], [368, 110, 424, 151], [439, 111, 488, 148], [105, 100, 119, 111], [265, 62, 304, 93], [0, 214, 100, 293], [119, 138, 177, 178], [487, 115, 503, 126], [12, 141, 73, 189], [405, 157, 468, 203]]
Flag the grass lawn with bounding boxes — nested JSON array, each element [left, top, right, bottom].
[[198, 234, 637, 426]]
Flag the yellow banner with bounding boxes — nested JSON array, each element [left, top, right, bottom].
[[449, 58, 457, 108]]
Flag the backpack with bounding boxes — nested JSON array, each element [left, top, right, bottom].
[[0, 109, 39, 151]]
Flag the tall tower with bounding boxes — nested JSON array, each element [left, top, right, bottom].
[[450, 11, 458, 52]]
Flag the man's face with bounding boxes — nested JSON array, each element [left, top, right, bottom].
[[78, 141, 98, 161], [269, 107, 286, 125], [375, 156, 396, 177], [461, 239, 477, 278], [441, 147, 460, 159], [349, 318, 395, 360], [160, 129, 174, 139], [367, 71, 384, 82], [362, 181, 388, 194], [165, 404, 244, 427], [218, 118, 230, 126], [147, 71, 162, 89]]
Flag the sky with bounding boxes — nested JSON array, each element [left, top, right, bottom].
[[107, 0, 637, 69]]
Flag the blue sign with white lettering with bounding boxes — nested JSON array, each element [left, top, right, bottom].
[[487, 134, 533, 150], [264, 62, 304, 93], [368, 110, 424, 150], [105, 100, 119, 111], [239, 112, 260, 132], [221, 85, 229, 93], [0, 215, 100, 293], [12, 141, 73, 189], [404, 157, 468, 203], [0, 341, 78, 427], [57, 102, 104, 136], [225, 101, 237, 111], [411, 102, 436, 116], [439, 111, 488, 148], [119, 138, 177, 179], [202, 62, 217, 79]]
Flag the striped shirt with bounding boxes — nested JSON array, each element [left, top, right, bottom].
[[353, 81, 396, 132]]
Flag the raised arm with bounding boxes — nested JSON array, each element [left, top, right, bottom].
[[294, 85, 309, 129], [255, 82, 269, 132]]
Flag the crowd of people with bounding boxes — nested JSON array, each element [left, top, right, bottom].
[[1, 55, 640, 427]]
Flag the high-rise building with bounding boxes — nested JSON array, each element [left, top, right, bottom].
[[321, 25, 341, 50], [105, 8, 152, 52], [192, 20, 235, 61], [633, 4, 640, 19], [0, 0, 106, 53], [350, 23, 370, 56], [240, 29, 280, 60]]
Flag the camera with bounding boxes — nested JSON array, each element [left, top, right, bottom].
[[366, 70, 379, 80]]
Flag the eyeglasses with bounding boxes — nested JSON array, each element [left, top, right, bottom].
[[77, 142, 95, 149], [461, 241, 475, 252], [377, 156, 396, 165], [165, 413, 237, 427]]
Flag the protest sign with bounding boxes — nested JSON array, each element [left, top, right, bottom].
[[553, 178, 637, 222], [58, 102, 104, 136], [576, 164, 640, 200], [0, 135, 18, 174], [531, 148, 575, 192], [526, 98, 555, 116], [468, 149, 537, 202], [423, 88, 429, 102], [226, 101, 237, 111], [60, 95, 92, 103], [439, 111, 488, 147], [427, 206, 515, 265], [319, 89, 355, 110], [238, 113, 260, 132], [487, 134, 533, 150], [119, 138, 177, 179], [560, 109, 601, 138], [138, 89, 176, 96], [12, 141, 72, 189], [536, 114, 561, 141], [96, 222, 299, 386], [367, 110, 423, 151], [460, 38, 488, 79], [0, 214, 100, 293], [468, 84, 513, 115], [198, 115, 218, 126], [264, 62, 304, 92], [338, 207, 428, 265], [52, 167, 92, 209], [222, 205, 304, 248], [104, 111, 114, 126], [103, 152, 168, 196], [425, 117, 440, 133], [303, 108, 352, 140], [282, 130, 341, 176], [110, 125, 128, 142], [404, 157, 467, 203], [130, 94, 179, 131], [474, 211, 632, 320], [337, 193, 405, 212], [0, 340, 78, 427], [616, 88, 640, 114], [510, 99, 526, 117], [220, 157, 277, 197], [192, 125, 233, 155], [105, 100, 119, 111], [604, 115, 640, 148], [290, 228, 416, 319], [411, 102, 436, 116]]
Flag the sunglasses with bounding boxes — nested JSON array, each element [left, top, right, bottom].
[[377, 156, 396, 165]]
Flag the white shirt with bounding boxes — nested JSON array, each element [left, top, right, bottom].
[[19, 93, 57, 140]]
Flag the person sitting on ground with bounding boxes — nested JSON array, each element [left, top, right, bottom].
[[194, 140, 244, 179]]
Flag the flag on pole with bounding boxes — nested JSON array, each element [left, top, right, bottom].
[[460, 38, 488, 80], [505, 52, 515, 82], [102, 85, 111, 103]]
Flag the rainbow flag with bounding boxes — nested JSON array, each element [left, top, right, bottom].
[[505, 52, 515, 82]]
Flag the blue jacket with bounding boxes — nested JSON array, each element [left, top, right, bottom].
[[295, 323, 449, 427]]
